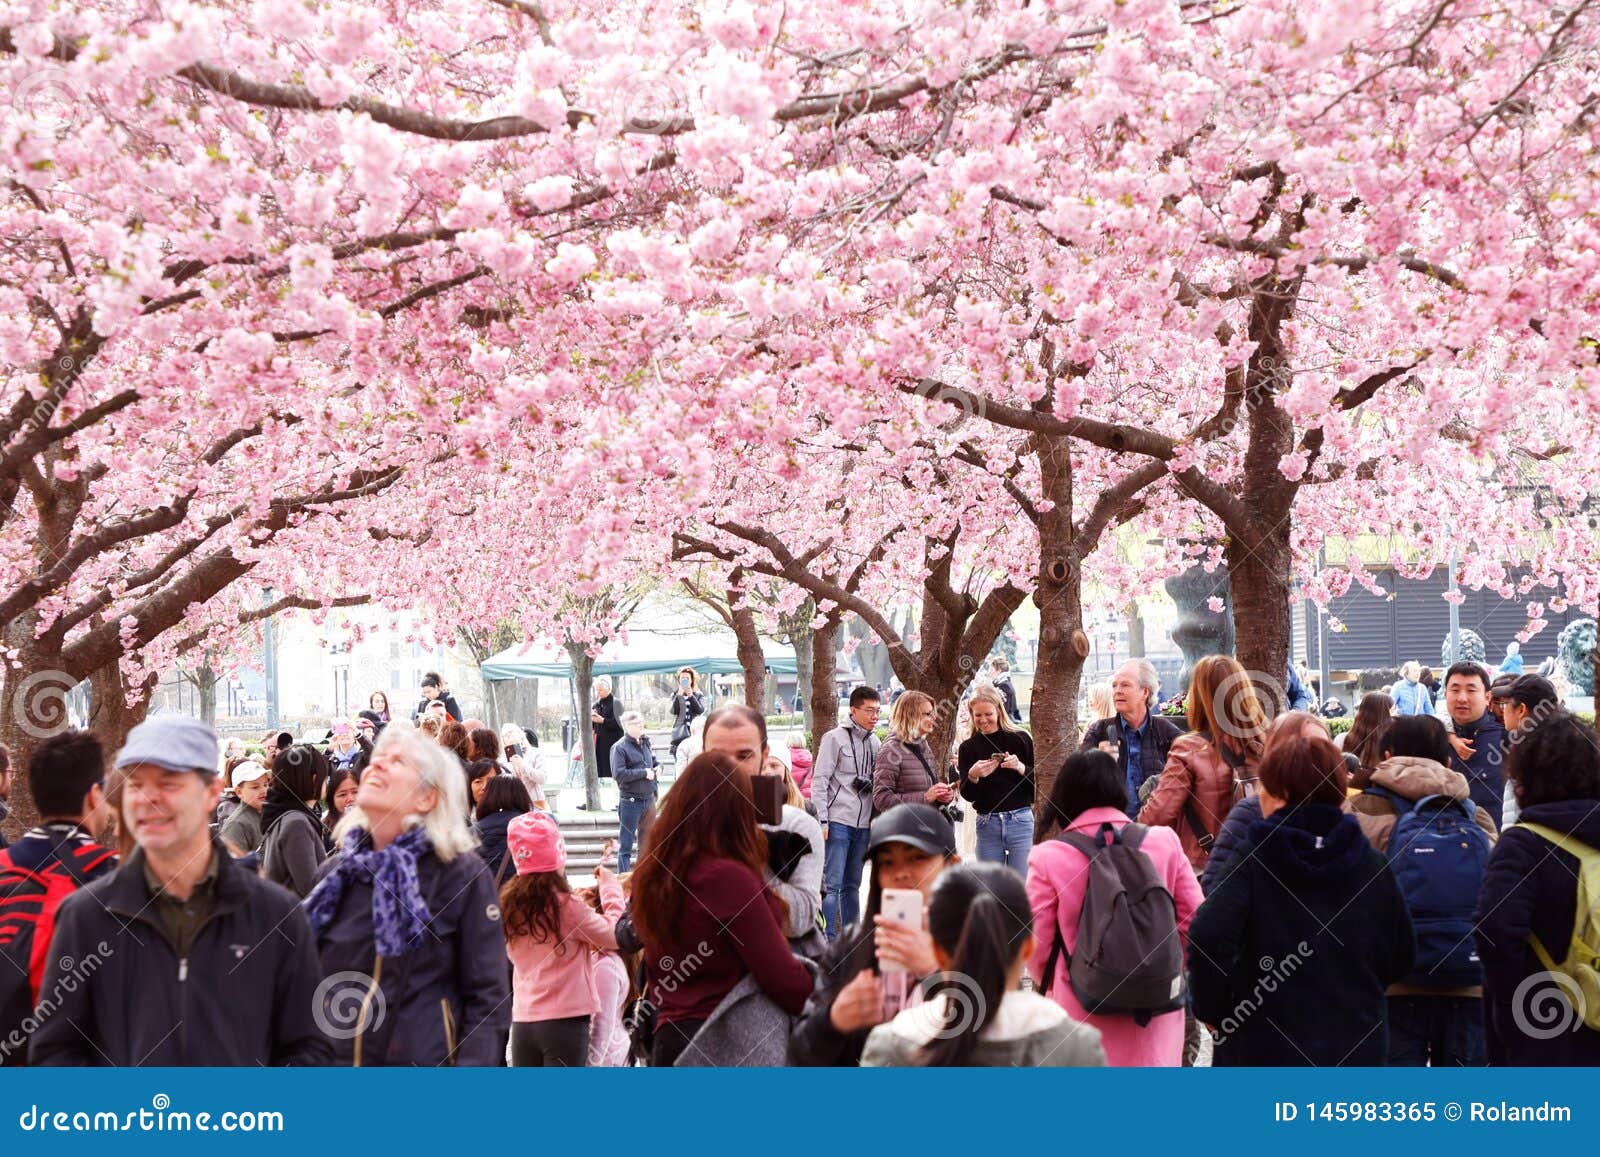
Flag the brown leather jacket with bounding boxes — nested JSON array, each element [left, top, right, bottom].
[[1138, 731, 1257, 870]]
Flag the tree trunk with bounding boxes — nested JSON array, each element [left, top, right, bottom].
[[1127, 600, 1146, 659], [0, 644, 83, 831], [88, 661, 154, 761], [809, 616, 840, 754], [195, 662, 217, 726], [730, 601, 766, 711], [567, 645, 602, 810], [1028, 431, 1089, 813], [792, 620, 814, 729], [1226, 516, 1293, 716]]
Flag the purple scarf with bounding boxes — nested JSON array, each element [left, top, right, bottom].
[[303, 825, 433, 957]]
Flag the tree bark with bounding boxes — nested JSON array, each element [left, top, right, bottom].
[[792, 620, 814, 727], [567, 645, 601, 810], [1028, 431, 1088, 813], [1127, 600, 1146, 659], [194, 662, 217, 726], [730, 600, 766, 710], [0, 643, 82, 831], [1226, 514, 1293, 716], [809, 616, 841, 754]]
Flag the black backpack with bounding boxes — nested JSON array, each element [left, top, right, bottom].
[[1040, 823, 1186, 1022]]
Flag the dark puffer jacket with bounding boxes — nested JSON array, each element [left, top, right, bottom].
[[29, 843, 331, 1066], [1188, 804, 1416, 1066], [311, 843, 511, 1066], [1474, 799, 1600, 1066]]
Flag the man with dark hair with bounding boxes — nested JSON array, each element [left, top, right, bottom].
[[0, 731, 118, 1065], [701, 704, 824, 948], [414, 672, 462, 722], [812, 686, 881, 939], [30, 715, 331, 1066], [0, 743, 12, 849], [1441, 661, 1509, 827]]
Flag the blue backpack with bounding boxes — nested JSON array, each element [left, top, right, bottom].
[[1369, 788, 1491, 987]]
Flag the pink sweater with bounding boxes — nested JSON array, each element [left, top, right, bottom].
[[588, 951, 632, 1067], [506, 875, 624, 1023], [1026, 807, 1203, 1067]]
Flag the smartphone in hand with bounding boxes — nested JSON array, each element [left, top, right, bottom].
[[753, 773, 786, 827]]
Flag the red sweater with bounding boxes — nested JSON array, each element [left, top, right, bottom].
[[644, 857, 811, 1024]]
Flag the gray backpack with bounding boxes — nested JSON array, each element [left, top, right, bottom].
[[1039, 822, 1186, 1022]]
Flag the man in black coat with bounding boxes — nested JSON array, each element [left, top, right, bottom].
[[30, 715, 331, 1066], [592, 677, 623, 780], [1080, 659, 1182, 818]]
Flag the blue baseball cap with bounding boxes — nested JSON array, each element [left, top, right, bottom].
[[115, 715, 222, 775]]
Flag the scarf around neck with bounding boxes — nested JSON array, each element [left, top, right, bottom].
[[303, 824, 434, 957]]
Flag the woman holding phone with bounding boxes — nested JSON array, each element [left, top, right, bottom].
[[873, 692, 956, 817], [789, 804, 959, 1066], [957, 687, 1036, 878]]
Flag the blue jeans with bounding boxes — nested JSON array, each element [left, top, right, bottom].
[[822, 822, 871, 939], [1386, 995, 1486, 1066], [975, 807, 1034, 879], [618, 797, 653, 873]]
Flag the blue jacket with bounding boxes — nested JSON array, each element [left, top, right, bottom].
[[310, 844, 510, 1066], [610, 735, 659, 802], [1450, 711, 1509, 828], [1474, 799, 1600, 1065], [471, 809, 517, 883], [1391, 679, 1433, 716], [1199, 796, 1264, 894]]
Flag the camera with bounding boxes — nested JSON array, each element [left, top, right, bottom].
[[851, 775, 872, 796], [940, 802, 965, 825]]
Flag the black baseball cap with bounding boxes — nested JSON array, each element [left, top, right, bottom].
[[867, 803, 958, 858]]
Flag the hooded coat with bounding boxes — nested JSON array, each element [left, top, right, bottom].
[[1474, 798, 1600, 1065], [1187, 804, 1416, 1066]]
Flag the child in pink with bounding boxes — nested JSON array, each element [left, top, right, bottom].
[[502, 812, 624, 1066]]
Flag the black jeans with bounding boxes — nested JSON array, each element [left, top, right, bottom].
[[511, 1016, 592, 1067], [651, 1018, 708, 1068], [1387, 995, 1486, 1066]]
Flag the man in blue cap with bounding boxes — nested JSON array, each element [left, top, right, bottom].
[[29, 714, 331, 1066]]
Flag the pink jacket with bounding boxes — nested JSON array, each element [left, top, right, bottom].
[[506, 874, 624, 1023], [588, 951, 632, 1067], [789, 746, 814, 798], [1026, 807, 1203, 1067]]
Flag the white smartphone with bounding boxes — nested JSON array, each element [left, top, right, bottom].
[[878, 887, 925, 975]]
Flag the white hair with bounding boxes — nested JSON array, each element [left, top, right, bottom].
[[594, 677, 612, 693], [1117, 659, 1161, 708], [1400, 660, 1421, 681], [499, 723, 527, 749], [335, 722, 477, 861]]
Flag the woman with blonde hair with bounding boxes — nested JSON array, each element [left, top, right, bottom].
[[873, 691, 956, 816], [1138, 655, 1266, 872], [1086, 682, 1114, 724], [956, 685, 1036, 877], [304, 723, 510, 1065]]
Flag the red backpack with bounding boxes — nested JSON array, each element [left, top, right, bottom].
[[0, 835, 116, 1057]]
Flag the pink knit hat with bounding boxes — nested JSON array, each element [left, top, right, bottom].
[[507, 811, 566, 875]]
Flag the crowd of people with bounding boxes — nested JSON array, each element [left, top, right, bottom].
[[0, 653, 1597, 1069]]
